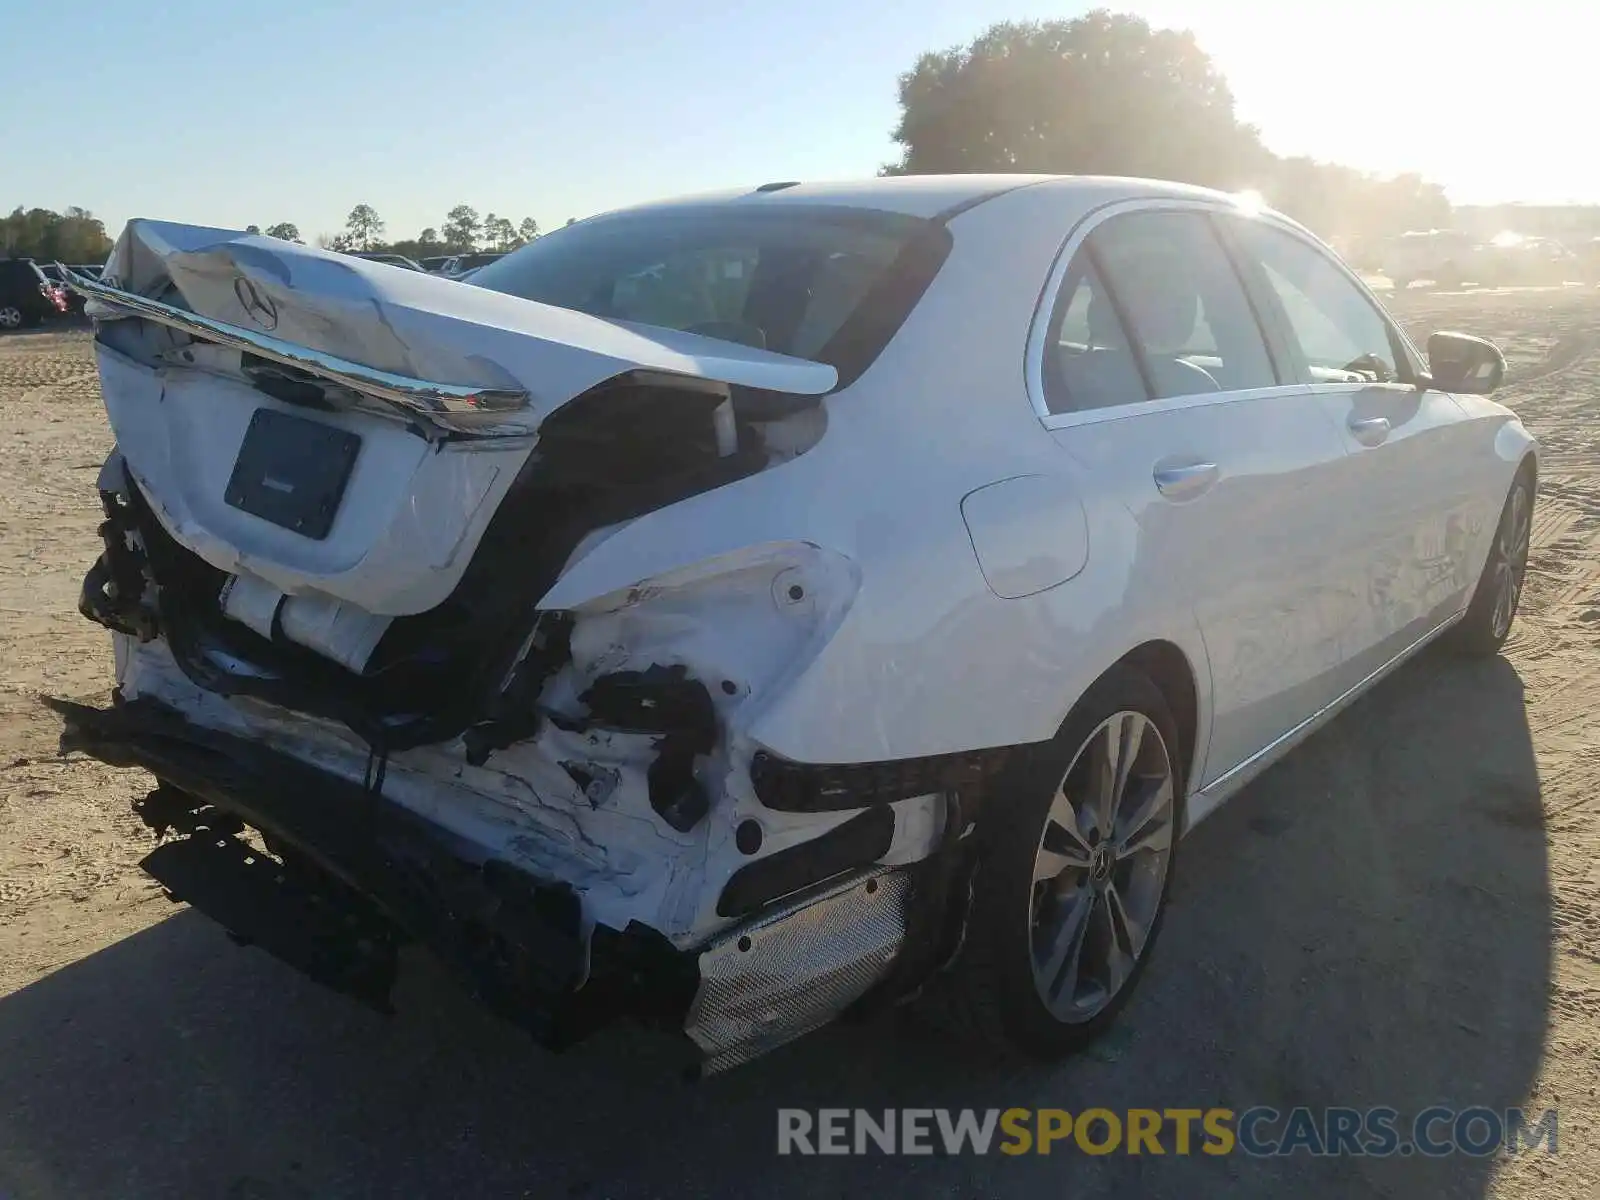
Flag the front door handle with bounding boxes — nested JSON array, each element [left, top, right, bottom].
[[1153, 461, 1220, 500], [1348, 416, 1391, 446]]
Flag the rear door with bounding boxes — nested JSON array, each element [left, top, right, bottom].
[[1036, 204, 1358, 788], [1221, 216, 1481, 680]]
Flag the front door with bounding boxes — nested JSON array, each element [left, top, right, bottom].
[[1221, 217, 1482, 681]]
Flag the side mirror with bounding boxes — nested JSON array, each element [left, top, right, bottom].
[[1427, 331, 1506, 394]]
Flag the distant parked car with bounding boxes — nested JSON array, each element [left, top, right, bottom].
[[1383, 229, 1585, 290], [1381, 229, 1483, 289], [1476, 235, 1583, 287], [438, 251, 506, 278], [419, 256, 454, 274], [349, 252, 425, 272], [0, 258, 69, 329]]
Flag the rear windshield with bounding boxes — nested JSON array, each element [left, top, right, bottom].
[[469, 204, 948, 387]]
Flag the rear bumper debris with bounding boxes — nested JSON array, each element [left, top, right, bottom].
[[50, 696, 697, 1050], [50, 696, 925, 1070]]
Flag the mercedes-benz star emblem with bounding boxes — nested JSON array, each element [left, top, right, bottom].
[[233, 276, 279, 330], [1089, 843, 1114, 884]]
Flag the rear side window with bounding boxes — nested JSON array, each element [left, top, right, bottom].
[[1228, 220, 1409, 384], [470, 205, 948, 387], [1044, 260, 1148, 414], [1044, 210, 1277, 415]]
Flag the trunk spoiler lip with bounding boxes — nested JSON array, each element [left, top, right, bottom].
[[59, 264, 531, 434]]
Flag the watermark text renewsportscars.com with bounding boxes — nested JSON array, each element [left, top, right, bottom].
[[777, 1106, 1558, 1158]]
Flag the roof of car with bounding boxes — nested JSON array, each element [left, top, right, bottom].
[[584, 174, 1247, 223]]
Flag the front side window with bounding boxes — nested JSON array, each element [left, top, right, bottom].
[[1230, 220, 1408, 384], [1044, 209, 1277, 415], [469, 205, 947, 385]]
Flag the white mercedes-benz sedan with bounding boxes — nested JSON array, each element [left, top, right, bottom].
[[54, 175, 1534, 1072]]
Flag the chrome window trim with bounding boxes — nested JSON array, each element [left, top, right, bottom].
[[1024, 196, 1418, 429]]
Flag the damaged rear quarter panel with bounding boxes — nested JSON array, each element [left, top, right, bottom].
[[538, 184, 1153, 766]]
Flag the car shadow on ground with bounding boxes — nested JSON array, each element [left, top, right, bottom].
[[0, 652, 1549, 1199]]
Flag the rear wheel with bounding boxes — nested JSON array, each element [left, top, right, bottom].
[[0, 306, 22, 331], [921, 665, 1181, 1057], [1447, 472, 1534, 656]]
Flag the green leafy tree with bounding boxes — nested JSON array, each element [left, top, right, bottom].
[[518, 217, 540, 243], [244, 224, 262, 234], [264, 222, 302, 243], [483, 214, 518, 250], [0, 205, 113, 262], [344, 204, 385, 251], [887, 11, 1266, 189], [441, 205, 481, 252]]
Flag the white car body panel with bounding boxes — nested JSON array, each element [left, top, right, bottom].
[[959, 474, 1089, 599]]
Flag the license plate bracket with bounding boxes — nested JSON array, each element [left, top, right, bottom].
[[225, 408, 361, 540]]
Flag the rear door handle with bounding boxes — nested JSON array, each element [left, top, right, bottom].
[[1153, 461, 1220, 500], [1348, 416, 1391, 446]]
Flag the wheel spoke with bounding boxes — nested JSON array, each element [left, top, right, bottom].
[[1102, 883, 1141, 991], [1035, 794, 1094, 881], [1035, 885, 1094, 1009], [1087, 724, 1118, 836], [1048, 788, 1095, 856], [1105, 880, 1148, 956], [1115, 775, 1174, 858], [1111, 713, 1145, 811]]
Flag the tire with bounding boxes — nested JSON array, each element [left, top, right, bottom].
[[918, 664, 1183, 1058], [0, 305, 22, 332], [1446, 469, 1534, 657]]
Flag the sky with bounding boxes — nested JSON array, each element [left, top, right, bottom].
[[1, 0, 1581, 241]]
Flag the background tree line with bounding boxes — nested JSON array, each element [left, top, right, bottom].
[[887, 10, 1451, 252], [0, 207, 114, 263], [0, 202, 551, 266], [302, 204, 545, 260]]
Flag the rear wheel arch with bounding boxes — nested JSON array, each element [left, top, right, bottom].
[[1113, 641, 1199, 800], [1515, 450, 1538, 491]]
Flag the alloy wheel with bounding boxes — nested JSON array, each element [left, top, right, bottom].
[[1029, 710, 1176, 1024], [0, 306, 22, 330], [1490, 482, 1532, 640]]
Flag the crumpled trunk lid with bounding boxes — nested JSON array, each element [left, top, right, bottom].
[[79, 220, 835, 618], [96, 219, 836, 430]]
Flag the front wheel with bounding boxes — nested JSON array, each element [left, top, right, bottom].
[[0, 305, 22, 331], [920, 665, 1182, 1058], [1447, 471, 1534, 656]]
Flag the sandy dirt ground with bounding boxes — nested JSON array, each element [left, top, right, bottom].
[[0, 291, 1597, 1198]]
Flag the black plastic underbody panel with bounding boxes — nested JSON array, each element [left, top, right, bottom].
[[716, 804, 896, 919], [142, 830, 400, 1012], [224, 407, 361, 540], [48, 696, 697, 1048]]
